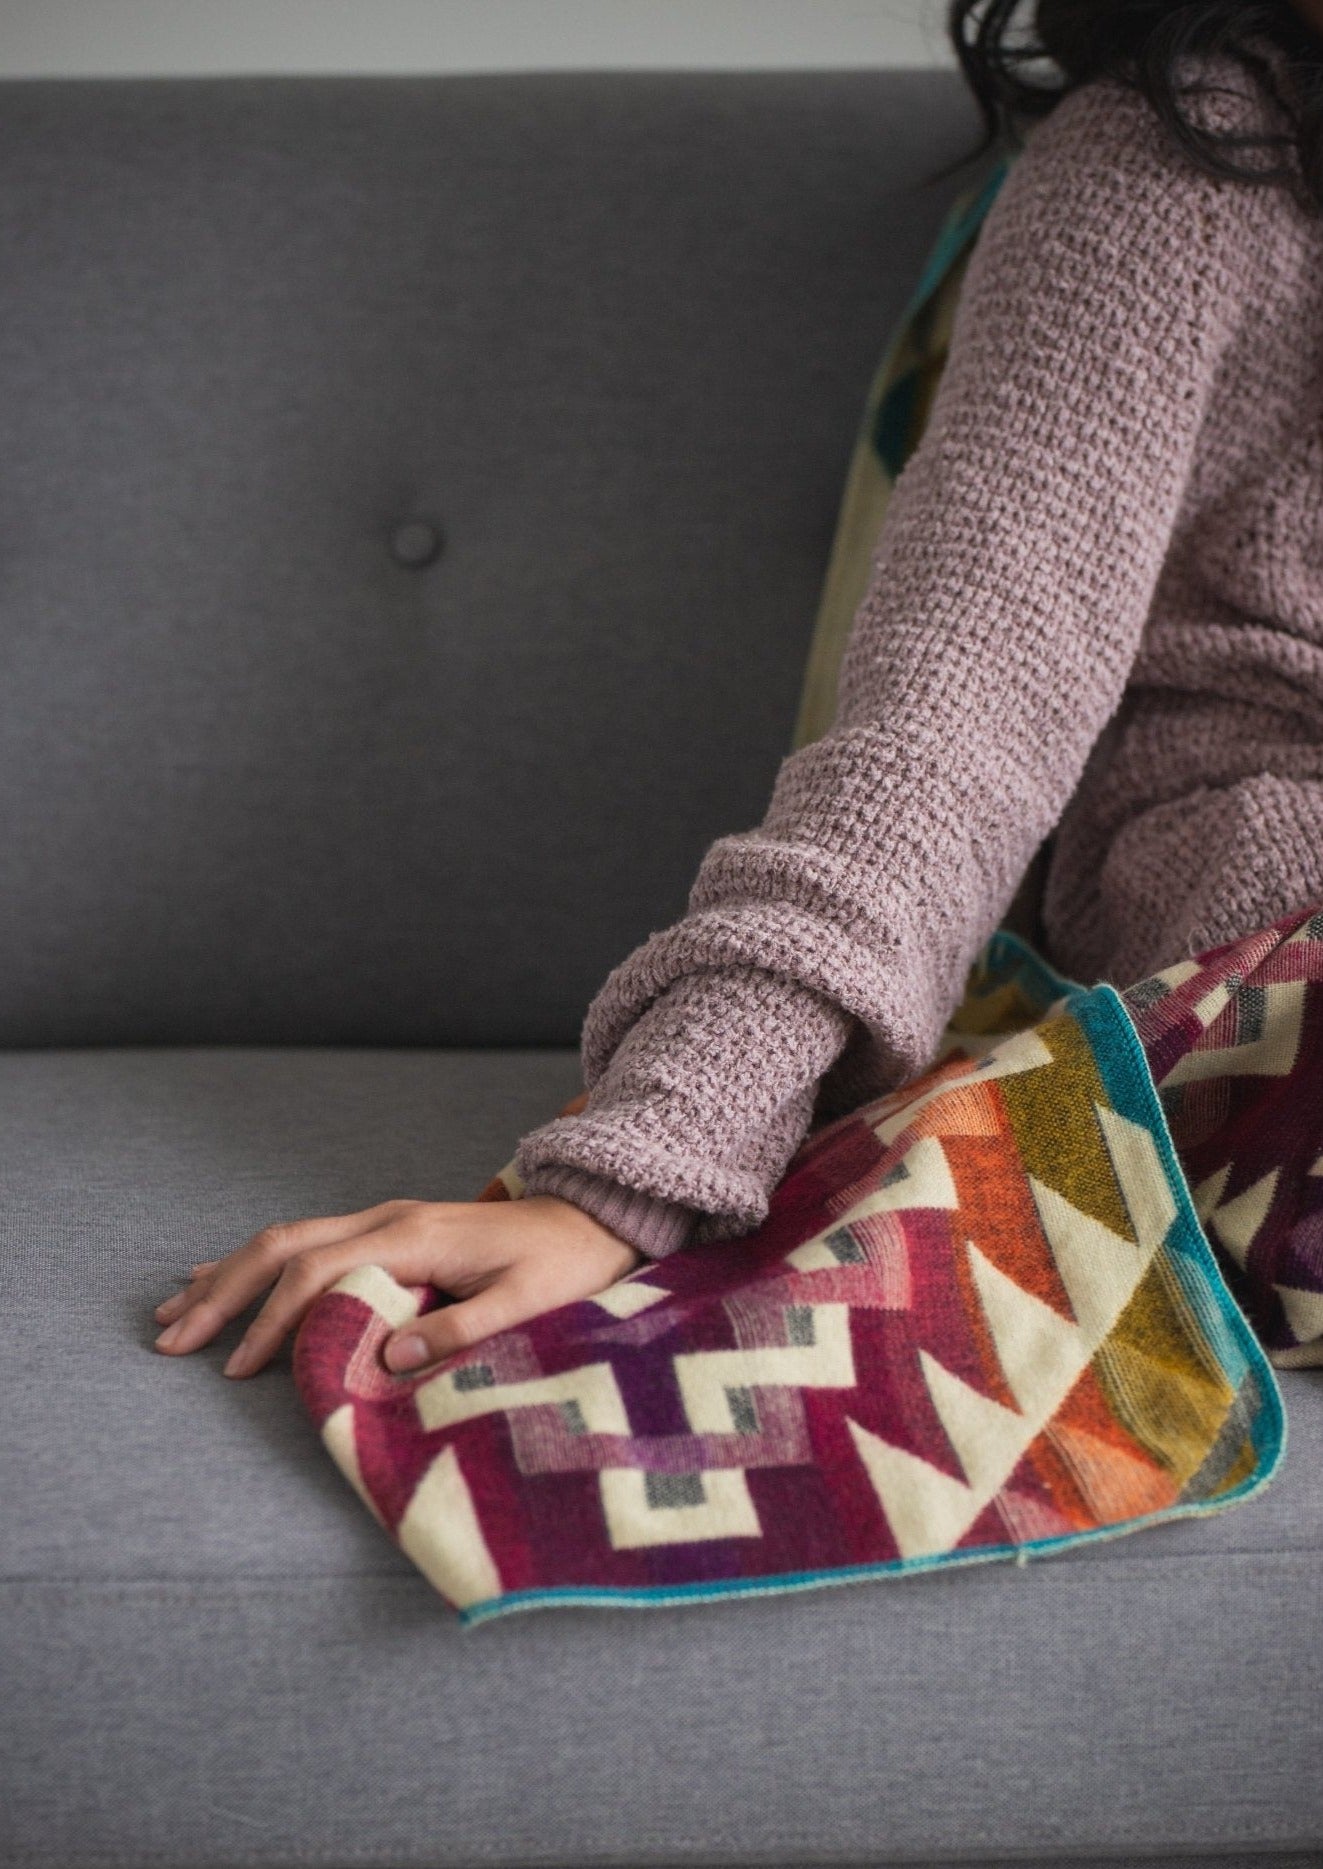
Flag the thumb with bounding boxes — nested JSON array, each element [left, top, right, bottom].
[[383, 1276, 531, 1375]]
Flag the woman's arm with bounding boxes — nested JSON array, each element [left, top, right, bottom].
[[519, 962, 856, 1257], [515, 63, 1274, 1258]]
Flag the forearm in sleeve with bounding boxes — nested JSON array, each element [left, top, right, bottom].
[[515, 72, 1264, 1253]]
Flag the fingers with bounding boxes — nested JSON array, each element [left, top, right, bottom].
[[154, 1258, 222, 1323], [151, 1193, 633, 1384], [220, 1222, 453, 1378], [383, 1269, 538, 1374], [154, 1202, 411, 1357], [155, 1271, 210, 1325]]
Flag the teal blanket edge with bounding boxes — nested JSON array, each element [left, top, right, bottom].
[[457, 928, 1288, 1631]]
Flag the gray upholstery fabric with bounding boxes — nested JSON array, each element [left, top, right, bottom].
[[0, 70, 984, 1048], [2, 70, 1320, 1869], [3, 1048, 1322, 1867]]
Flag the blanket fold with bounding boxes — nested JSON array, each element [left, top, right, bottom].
[[293, 904, 1322, 1628]]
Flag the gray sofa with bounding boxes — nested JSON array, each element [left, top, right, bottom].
[[1, 66, 1319, 1869]]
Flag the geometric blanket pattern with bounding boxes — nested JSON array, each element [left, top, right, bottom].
[[292, 906, 1323, 1627], [1117, 905, 1323, 1369]]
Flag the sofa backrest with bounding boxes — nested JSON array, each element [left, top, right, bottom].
[[0, 70, 984, 1046]]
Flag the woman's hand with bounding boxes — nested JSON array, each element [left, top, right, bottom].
[[152, 1194, 646, 1378]]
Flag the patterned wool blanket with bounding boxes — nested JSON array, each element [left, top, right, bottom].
[[292, 154, 1320, 1624], [294, 905, 1322, 1627]]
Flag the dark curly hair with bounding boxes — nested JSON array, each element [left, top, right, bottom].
[[933, 0, 1323, 213]]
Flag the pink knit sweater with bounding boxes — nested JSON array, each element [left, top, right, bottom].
[[514, 42, 1323, 1261]]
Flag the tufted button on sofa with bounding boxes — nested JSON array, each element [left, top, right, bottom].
[[390, 517, 444, 567]]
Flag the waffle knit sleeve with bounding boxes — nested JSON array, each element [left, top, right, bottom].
[[518, 963, 856, 1259], [514, 69, 1266, 1258]]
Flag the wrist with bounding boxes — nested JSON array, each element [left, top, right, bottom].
[[520, 1162, 697, 1261]]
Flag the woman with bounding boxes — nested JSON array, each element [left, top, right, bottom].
[[152, 0, 1323, 1380]]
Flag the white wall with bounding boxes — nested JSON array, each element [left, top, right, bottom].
[[2, 0, 954, 77]]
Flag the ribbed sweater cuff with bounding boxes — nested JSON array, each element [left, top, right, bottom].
[[519, 1162, 699, 1261]]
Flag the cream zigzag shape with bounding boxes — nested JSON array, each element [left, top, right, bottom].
[[1190, 1162, 1233, 1222], [332, 1253, 668, 1323], [669, 1302, 856, 1434], [328, 1262, 424, 1329], [597, 1303, 859, 1551], [1204, 1167, 1280, 1271], [1140, 959, 1202, 993], [321, 1402, 388, 1529], [322, 1404, 504, 1609], [1274, 1280, 1323, 1346], [1162, 977, 1305, 1086], [1283, 916, 1323, 945], [870, 1029, 1056, 1148], [1195, 1164, 1323, 1351], [846, 1244, 1089, 1562], [591, 1277, 670, 1317], [597, 1467, 762, 1549], [793, 1133, 959, 1275], [786, 1131, 959, 1273], [410, 1323, 765, 1557], [1268, 1336, 1323, 1368], [1091, 1099, 1180, 1259], [1190, 979, 1236, 1029], [414, 1359, 631, 1435], [848, 1101, 1168, 1559], [396, 1443, 505, 1609]]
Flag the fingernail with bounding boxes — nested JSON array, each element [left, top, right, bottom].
[[386, 1334, 428, 1372], [223, 1342, 252, 1378], [156, 1319, 184, 1348]]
